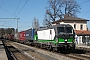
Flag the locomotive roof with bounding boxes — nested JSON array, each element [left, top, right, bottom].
[[37, 27, 50, 30], [52, 24, 72, 27], [37, 24, 72, 31]]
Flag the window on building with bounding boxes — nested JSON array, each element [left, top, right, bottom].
[[80, 24, 83, 30], [74, 24, 76, 29]]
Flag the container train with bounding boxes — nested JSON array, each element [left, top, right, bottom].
[[4, 24, 76, 51]]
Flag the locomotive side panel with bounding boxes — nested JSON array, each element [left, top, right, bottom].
[[37, 29, 55, 40]]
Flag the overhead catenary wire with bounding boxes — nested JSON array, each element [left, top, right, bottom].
[[19, 22, 28, 28], [9, 0, 28, 28], [9, 0, 22, 27], [15, 0, 29, 17], [0, 0, 14, 28], [0, 18, 20, 32], [80, 0, 90, 5], [0, 0, 29, 29], [13, 0, 22, 17], [0, 7, 16, 17], [0, 0, 5, 8], [15, 0, 30, 29], [0, 0, 16, 17]]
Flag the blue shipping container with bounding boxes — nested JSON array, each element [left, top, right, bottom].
[[25, 29, 35, 40]]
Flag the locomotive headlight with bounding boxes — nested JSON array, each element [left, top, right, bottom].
[[65, 39, 67, 41], [34, 37, 36, 40], [56, 38, 58, 42]]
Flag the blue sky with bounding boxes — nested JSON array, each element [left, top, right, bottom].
[[0, 0, 90, 32]]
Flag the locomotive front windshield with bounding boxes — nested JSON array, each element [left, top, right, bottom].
[[66, 27, 72, 33], [57, 27, 72, 34]]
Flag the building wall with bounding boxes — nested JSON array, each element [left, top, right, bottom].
[[67, 23, 87, 30], [52, 22, 87, 30], [77, 36, 82, 44]]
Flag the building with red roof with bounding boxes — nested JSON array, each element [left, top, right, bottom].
[[52, 16, 90, 45]]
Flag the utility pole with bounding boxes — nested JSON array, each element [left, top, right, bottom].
[[0, 18, 20, 35], [16, 18, 19, 33]]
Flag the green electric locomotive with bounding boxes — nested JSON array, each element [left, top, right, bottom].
[[34, 24, 75, 51]]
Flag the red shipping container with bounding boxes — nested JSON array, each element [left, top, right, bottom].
[[18, 31, 26, 41]]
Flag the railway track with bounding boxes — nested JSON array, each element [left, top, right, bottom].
[[66, 53, 90, 60], [3, 40, 33, 60], [4, 40, 73, 60], [57, 52, 90, 60], [7, 46, 32, 60], [17, 42, 90, 60], [3, 40, 58, 60], [53, 48, 90, 60], [3, 40, 90, 60]]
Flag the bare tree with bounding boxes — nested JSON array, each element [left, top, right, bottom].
[[62, 0, 80, 17], [43, 14, 48, 27], [46, 0, 80, 22], [46, 0, 59, 21], [0, 28, 5, 37], [43, 14, 51, 27], [32, 17, 39, 29]]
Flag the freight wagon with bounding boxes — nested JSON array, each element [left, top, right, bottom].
[[3, 34, 14, 40], [18, 31, 26, 43], [9, 34, 14, 40], [24, 28, 35, 44]]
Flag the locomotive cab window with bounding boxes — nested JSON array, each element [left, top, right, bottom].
[[57, 27, 64, 34], [66, 27, 72, 33], [57, 27, 72, 34]]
